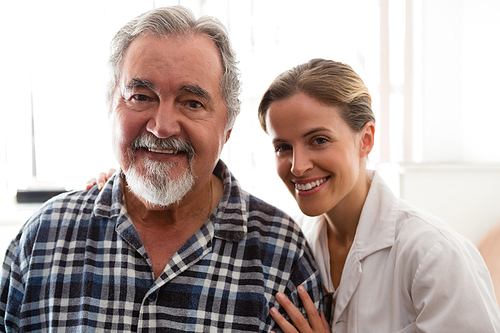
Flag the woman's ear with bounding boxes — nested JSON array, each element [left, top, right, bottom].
[[359, 122, 375, 158]]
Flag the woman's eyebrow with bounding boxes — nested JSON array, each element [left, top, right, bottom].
[[303, 127, 331, 138], [272, 138, 288, 145], [271, 127, 333, 144]]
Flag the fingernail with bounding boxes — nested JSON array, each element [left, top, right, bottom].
[[298, 285, 305, 293], [270, 307, 278, 315], [276, 292, 285, 300], [98, 182, 104, 191]]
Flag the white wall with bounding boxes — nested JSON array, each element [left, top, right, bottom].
[[399, 163, 500, 245]]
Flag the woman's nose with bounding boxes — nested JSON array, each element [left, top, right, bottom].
[[291, 148, 313, 177]]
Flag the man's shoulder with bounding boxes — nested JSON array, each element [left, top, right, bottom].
[[245, 191, 292, 219], [243, 191, 309, 249], [240, 191, 322, 304], [32, 173, 122, 223], [39, 187, 102, 215], [6, 187, 104, 258], [20, 186, 106, 233], [217, 161, 292, 215], [215, 161, 306, 246], [243, 190, 298, 228]]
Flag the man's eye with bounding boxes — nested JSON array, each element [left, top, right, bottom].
[[131, 94, 150, 102], [187, 100, 203, 109]]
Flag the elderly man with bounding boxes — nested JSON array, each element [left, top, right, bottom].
[[0, 5, 321, 332]]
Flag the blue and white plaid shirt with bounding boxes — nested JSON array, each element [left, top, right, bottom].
[[1, 160, 322, 332]]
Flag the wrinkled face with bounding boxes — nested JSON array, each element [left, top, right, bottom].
[[265, 93, 368, 217], [110, 34, 230, 203]]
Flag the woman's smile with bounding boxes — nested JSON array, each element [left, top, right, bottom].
[[293, 176, 329, 193]]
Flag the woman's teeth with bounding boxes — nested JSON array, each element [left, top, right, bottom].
[[295, 178, 327, 191], [147, 147, 179, 154]]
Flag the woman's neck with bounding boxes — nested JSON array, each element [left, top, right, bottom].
[[324, 173, 371, 289], [324, 172, 371, 241]]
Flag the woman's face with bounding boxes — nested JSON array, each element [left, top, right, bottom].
[[265, 93, 373, 217]]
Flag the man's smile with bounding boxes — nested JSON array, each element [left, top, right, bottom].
[[147, 147, 181, 154]]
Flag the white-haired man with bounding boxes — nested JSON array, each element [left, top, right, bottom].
[[0, 6, 322, 332]]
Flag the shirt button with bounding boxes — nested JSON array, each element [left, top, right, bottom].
[[148, 292, 157, 302]]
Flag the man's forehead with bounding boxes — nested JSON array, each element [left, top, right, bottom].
[[120, 34, 223, 94], [123, 34, 222, 71]]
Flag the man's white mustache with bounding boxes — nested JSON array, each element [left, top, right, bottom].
[[131, 134, 196, 163]]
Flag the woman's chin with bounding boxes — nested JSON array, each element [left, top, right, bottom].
[[297, 204, 326, 218]]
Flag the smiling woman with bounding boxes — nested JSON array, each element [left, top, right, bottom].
[[265, 92, 374, 218], [258, 57, 500, 333]]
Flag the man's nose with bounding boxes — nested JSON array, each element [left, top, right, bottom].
[[291, 148, 313, 177], [146, 102, 182, 138]]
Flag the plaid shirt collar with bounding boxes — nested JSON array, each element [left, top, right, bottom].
[[92, 160, 247, 244]]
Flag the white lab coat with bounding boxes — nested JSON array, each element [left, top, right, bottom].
[[296, 170, 500, 332]]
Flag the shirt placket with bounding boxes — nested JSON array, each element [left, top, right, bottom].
[[136, 223, 215, 332]]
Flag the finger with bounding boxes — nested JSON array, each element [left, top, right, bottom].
[[97, 172, 109, 191], [97, 169, 117, 191], [297, 285, 323, 332], [106, 168, 117, 178], [270, 307, 298, 333], [320, 311, 330, 332], [86, 178, 97, 190], [275, 292, 312, 332]]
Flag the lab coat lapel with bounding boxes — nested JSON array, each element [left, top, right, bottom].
[[333, 171, 398, 325], [333, 246, 362, 325], [355, 170, 397, 261]]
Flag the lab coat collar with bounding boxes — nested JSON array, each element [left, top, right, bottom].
[[333, 170, 398, 325], [354, 170, 398, 260]]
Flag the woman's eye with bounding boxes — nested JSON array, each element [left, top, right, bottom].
[[274, 145, 292, 155], [313, 137, 328, 145]]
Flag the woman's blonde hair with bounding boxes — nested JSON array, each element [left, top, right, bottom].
[[258, 58, 374, 133]]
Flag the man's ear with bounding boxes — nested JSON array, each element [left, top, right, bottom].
[[225, 129, 232, 143], [359, 122, 375, 158]]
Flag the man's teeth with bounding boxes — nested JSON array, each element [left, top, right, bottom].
[[295, 178, 327, 191], [147, 147, 179, 154]]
